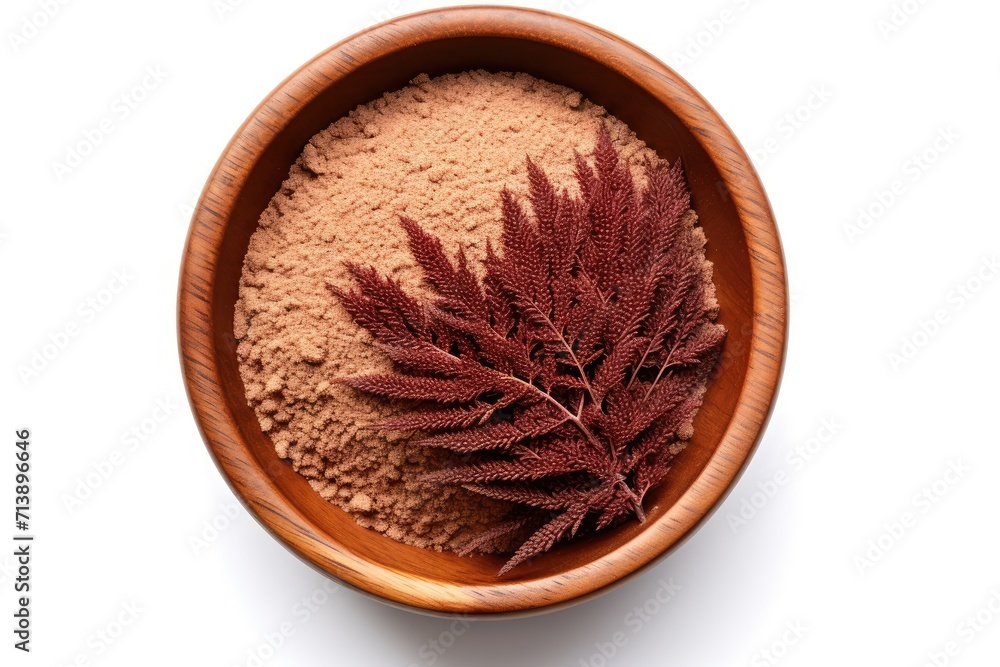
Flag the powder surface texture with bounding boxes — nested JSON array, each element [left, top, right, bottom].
[[234, 70, 690, 551]]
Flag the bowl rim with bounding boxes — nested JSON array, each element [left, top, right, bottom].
[[177, 4, 787, 616]]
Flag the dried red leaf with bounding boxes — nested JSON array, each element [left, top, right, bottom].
[[330, 125, 725, 575]]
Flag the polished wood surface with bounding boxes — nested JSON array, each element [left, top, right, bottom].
[[177, 5, 787, 616]]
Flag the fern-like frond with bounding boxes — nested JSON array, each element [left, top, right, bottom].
[[328, 124, 725, 575]]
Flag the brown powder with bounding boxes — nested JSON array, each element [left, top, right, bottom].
[[234, 70, 671, 551]]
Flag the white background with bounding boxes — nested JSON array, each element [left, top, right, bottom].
[[2, 0, 999, 665]]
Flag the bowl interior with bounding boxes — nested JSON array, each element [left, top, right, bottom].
[[206, 32, 753, 598]]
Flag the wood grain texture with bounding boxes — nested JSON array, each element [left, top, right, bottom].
[[177, 5, 787, 617]]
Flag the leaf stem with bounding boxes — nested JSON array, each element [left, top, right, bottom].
[[626, 340, 658, 390], [616, 475, 646, 522], [418, 341, 609, 461], [643, 339, 681, 401], [509, 376, 605, 454], [528, 299, 599, 408]]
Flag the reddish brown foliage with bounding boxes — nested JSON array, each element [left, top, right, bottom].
[[329, 126, 725, 575]]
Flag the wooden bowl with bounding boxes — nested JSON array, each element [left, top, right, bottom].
[[178, 5, 786, 616]]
